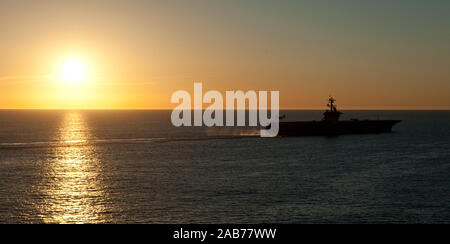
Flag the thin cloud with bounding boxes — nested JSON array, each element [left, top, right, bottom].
[[0, 74, 53, 82]]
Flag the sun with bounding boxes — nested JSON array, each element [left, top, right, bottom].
[[60, 59, 87, 83]]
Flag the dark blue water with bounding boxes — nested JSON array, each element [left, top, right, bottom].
[[0, 110, 449, 223]]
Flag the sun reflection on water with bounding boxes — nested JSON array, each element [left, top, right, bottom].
[[38, 112, 111, 224]]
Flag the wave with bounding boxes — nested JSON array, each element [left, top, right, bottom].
[[0, 138, 159, 150], [0, 135, 259, 150]]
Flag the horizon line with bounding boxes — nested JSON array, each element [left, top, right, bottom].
[[1, 108, 449, 111]]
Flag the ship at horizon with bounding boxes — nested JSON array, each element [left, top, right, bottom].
[[273, 97, 401, 137]]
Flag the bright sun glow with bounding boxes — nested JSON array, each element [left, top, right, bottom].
[[60, 59, 87, 83]]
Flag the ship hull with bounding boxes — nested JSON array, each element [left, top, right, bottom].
[[276, 120, 401, 137]]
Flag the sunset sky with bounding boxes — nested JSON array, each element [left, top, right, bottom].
[[1, 0, 449, 109]]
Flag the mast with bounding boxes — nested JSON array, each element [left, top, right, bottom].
[[323, 96, 342, 122], [327, 97, 337, 112]]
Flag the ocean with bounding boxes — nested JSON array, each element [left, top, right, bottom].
[[0, 110, 449, 224]]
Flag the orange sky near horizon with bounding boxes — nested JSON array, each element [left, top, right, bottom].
[[1, 0, 449, 110]]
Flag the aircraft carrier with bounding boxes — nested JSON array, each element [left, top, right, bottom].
[[275, 97, 401, 137]]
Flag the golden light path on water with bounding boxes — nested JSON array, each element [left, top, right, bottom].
[[38, 112, 111, 224]]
